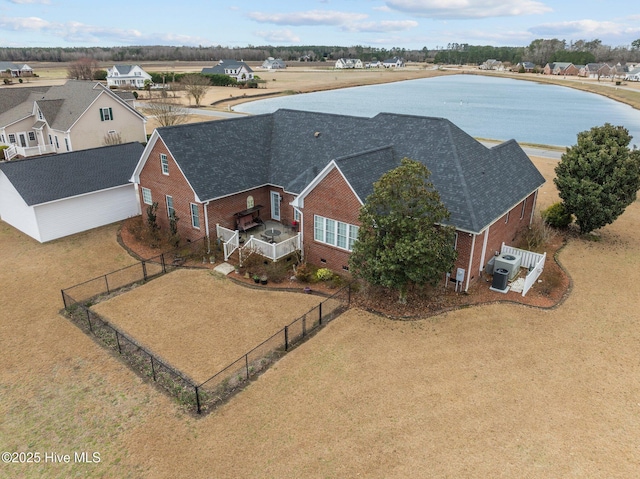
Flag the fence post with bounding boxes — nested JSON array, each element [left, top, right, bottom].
[[142, 261, 148, 281], [83, 309, 93, 333], [347, 283, 351, 305], [302, 314, 306, 338], [161, 254, 166, 274], [115, 330, 122, 354], [284, 326, 289, 351], [319, 302, 323, 326], [104, 274, 110, 295], [245, 354, 249, 379], [61, 290, 67, 309], [195, 386, 201, 414], [150, 355, 157, 381]]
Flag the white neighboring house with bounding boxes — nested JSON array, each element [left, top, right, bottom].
[[106, 65, 152, 88], [0, 142, 143, 243], [625, 66, 640, 81], [0, 61, 33, 77], [480, 59, 504, 71], [0, 80, 147, 160], [382, 57, 405, 68], [261, 57, 286, 70], [335, 58, 364, 69], [201, 60, 254, 81]]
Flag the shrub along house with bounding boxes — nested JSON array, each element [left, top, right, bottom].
[[131, 109, 545, 291]]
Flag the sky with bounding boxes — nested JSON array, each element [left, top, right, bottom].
[[1, 0, 639, 50]]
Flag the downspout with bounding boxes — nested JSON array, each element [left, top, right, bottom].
[[465, 234, 476, 292], [294, 206, 304, 261], [479, 226, 490, 277], [529, 190, 539, 225], [204, 201, 211, 253]]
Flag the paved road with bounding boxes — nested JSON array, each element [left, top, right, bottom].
[[480, 140, 564, 160]]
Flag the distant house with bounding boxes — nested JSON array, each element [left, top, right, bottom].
[[131, 109, 545, 292], [366, 61, 382, 68], [202, 60, 254, 82], [382, 57, 405, 68], [261, 57, 286, 70], [0, 61, 33, 78], [480, 59, 504, 71], [625, 66, 640, 81], [513, 62, 535, 73], [0, 80, 147, 160], [106, 65, 152, 89], [0, 142, 143, 243], [579, 63, 614, 79], [543, 62, 579, 76], [335, 58, 363, 69]]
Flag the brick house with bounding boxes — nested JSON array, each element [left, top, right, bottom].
[[131, 110, 545, 291]]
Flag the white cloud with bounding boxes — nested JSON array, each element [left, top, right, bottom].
[[385, 0, 552, 19], [373, 5, 392, 12], [255, 29, 301, 43], [530, 19, 640, 41], [0, 16, 53, 31], [0, 15, 208, 46], [343, 20, 419, 33], [248, 10, 368, 26]]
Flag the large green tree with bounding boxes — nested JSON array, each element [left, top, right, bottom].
[[554, 124, 640, 234], [349, 158, 458, 303]]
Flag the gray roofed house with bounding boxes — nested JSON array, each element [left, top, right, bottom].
[[132, 109, 545, 291], [202, 60, 254, 81], [0, 142, 144, 242], [1, 80, 147, 160], [261, 57, 286, 70], [0, 61, 33, 77]]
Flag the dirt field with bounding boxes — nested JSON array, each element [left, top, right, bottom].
[[2, 151, 640, 477]]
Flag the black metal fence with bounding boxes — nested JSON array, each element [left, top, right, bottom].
[[195, 284, 351, 414], [61, 250, 351, 415], [61, 237, 208, 307]]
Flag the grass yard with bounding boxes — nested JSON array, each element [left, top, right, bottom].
[[91, 269, 323, 383]]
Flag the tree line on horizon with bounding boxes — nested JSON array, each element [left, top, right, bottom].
[[1, 38, 639, 66]]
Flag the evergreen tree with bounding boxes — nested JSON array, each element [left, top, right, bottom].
[[349, 158, 457, 303], [554, 124, 640, 234]]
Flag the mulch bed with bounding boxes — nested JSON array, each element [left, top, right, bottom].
[[118, 218, 571, 319]]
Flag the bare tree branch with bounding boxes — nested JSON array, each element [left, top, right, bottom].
[[142, 100, 189, 127], [180, 74, 210, 107]]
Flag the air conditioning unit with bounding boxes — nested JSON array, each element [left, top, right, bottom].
[[494, 253, 522, 280]]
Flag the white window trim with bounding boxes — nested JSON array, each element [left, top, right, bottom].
[[142, 187, 153, 205], [160, 153, 169, 175], [190, 203, 200, 229], [520, 199, 527, 219], [166, 195, 174, 218], [314, 215, 359, 252]]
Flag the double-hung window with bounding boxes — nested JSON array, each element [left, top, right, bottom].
[[160, 154, 169, 175], [142, 187, 153, 205], [190, 203, 200, 229], [166, 195, 175, 218], [28, 132, 36, 142], [100, 107, 113, 121], [314, 215, 359, 251]]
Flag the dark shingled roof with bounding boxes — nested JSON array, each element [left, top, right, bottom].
[[153, 109, 545, 234], [0, 142, 144, 206]]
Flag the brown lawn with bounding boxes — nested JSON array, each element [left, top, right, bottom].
[[91, 269, 322, 383]]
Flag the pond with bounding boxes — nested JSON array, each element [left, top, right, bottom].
[[235, 75, 640, 147]]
